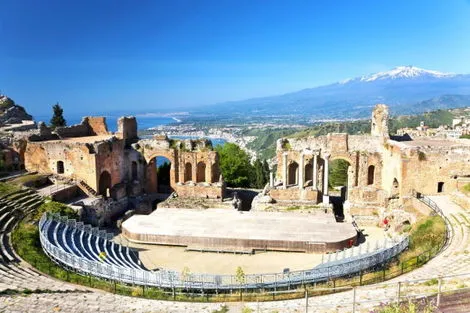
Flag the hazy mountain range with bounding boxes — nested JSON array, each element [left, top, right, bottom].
[[203, 66, 470, 119]]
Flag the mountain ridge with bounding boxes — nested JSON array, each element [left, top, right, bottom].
[[201, 66, 470, 118]]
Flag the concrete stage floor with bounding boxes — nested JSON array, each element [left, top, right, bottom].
[[122, 208, 357, 253]]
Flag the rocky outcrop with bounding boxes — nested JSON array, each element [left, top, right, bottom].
[[0, 95, 33, 126]]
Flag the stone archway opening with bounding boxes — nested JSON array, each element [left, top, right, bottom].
[[184, 162, 192, 182], [288, 161, 299, 186], [437, 182, 444, 193], [329, 159, 351, 190], [328, 158, 351, 221], [368, 165, 375, 185], [391, 178, 400, 198], [304, 162, 313, 187], [155, 156, 171, 194], [57, 161, 64, 174], [98, 171, 112, 198], [196, 161, 206, 183]]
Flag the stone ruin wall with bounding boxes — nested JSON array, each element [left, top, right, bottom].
[[24, 140, 100, 190], [138, 137, 224, 199], [274, 133, 386, 207], [86, 117, 109, 135], [116, 116, 138, 146], [386, 140, 470, 200], [94, 138, 127, 192], [53, 117, 109, 139]]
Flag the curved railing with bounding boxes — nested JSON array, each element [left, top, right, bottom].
[[412, 190, 454, 251], [40, 212, 409, 291]]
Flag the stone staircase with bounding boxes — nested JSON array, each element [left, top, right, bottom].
[[76, 180, 98, 197], [0, 188, 85, 293]]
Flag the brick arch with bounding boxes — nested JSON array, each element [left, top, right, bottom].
[[184, 162, 192, 182], [327, 154, 357, 188], [196, 161, 206, 183], [288, 161, 299, 185], [329, 155, 354, 165], [98, 170, 112, 198], [144, 150, 177, 194]]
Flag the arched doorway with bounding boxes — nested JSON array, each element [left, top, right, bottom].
[[391, 178, 399, 198], [184, 162, 192, 182], [196, 162, 206, 183], [367, 165, 375, 185], [437, 182, 444, 193], [156, 156, 171, 193], [328, 158, 351, 221], [57, 161, 64, 174], [305, 162, 313, 186], [288, 161, 299, 185], [98, 171, 112, 198], [329, 159, 350, 189]]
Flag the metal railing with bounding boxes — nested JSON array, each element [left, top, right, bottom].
[[412, 190, 453, 251], [40, 212, 409, 291]]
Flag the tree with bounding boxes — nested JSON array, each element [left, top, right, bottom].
[[252, 159, 265, 189], [215, 143, 253, 187], [262, 159, 270, 184], [329, 159, 350, 188], [50, 103, 66, 129], [235, 266, 246, 285], [157, 161, 171, 186], [251, 158, 270, 189]]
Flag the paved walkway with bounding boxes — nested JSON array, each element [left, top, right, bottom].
[[1, 196, 469, 313]]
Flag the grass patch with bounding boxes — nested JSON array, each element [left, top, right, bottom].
[[285, 205, 321, 211], [409, 216, 446, 252], [371, 298, 438, 313], [9, 174, 49, 188], [0, 181, 20, 196], [33, 200, 79, 221], [463, 183, 470, 195]]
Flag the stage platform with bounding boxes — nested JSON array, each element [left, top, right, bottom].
[[122, 208, 357, 253]]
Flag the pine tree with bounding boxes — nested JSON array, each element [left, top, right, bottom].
[[253, 159, 264, 189], [262, 159, 270, 184], [50, 103, 66, 129]]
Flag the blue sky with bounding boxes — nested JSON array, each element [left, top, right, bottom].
[[1, 0, 470, 117]]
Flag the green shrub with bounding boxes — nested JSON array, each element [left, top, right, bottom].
[[34, 201, 79, 221]]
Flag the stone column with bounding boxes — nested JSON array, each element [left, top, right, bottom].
[[298, 153, 304, 189], [269, 172, 274, 188], [282, 153, 288, 189], [323, 154, 330, 204], [313, 153, 318, 190]]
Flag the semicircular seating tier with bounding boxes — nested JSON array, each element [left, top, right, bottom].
[[39, 212, 409, 291], [0, 188, 83, 293]]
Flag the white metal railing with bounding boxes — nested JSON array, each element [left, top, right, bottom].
[[40, 212, 409, 290]]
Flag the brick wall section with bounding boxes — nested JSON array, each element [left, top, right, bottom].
[[86, 117, 109, 135]]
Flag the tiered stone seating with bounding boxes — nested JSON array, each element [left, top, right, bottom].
[[0, 188, 84, 292], [42, 215, 145, 270]]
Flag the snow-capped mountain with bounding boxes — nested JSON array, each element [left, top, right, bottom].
[[358, 66, 455, 82], [203, 66, 470, 118]]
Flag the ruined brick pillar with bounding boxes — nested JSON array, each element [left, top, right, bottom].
[[371, 104, 390, 139], [323, 154, 330, 204], [299, 153, 304, 189], [313, 153, 318, 190], [282, 152, 288, 189]]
